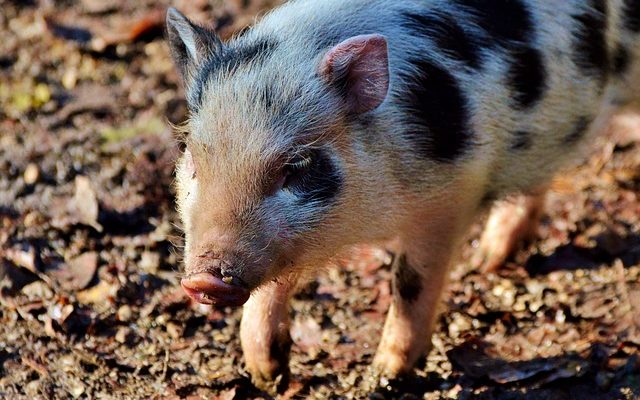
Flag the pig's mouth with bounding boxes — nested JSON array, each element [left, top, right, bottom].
[[181, 272, 251, 307]]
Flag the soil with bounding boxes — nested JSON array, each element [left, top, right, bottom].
[[1, 1, 640, 399]]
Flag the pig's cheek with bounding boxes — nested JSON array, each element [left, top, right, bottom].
[[265, 198, 294, 243], [182, 180, 198, 220], [274, 212, 294, 238], [275, 217, 294, 241]]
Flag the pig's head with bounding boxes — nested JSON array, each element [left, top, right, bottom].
[[166, 8, 389, 306]]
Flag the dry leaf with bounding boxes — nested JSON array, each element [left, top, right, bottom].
[[50, 252, 98, 291]]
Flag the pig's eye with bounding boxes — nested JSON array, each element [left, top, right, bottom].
[[282, 152, 313, 190]]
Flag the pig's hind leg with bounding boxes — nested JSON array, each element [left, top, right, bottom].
[[372, 188, 481, 380], [240, 279, 296, 393], [472, 190, 546, 272]]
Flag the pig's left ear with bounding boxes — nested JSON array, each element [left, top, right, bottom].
[[319, 34, 389, 114], [166, 7, 221, 81]]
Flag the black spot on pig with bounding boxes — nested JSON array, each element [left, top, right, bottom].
[[612, 45, 631, 76], [511, 130, 533, 150], [261, 84, 275, 110], [480, 190, 498, 208], [191, 38, 278, 106], [508, 47, 547, 109], [290, 149, 343, 206], [267, 334, 292, 388], [454, 0, 533, 45], [563, 116, 592, 144], [269, 335, 292, 365], [572, 0, 609, 82], [393, 254, 422, 303], [401, 11, 482, 68], [399, 59, 472, 162], [623, 0, 640, 32]]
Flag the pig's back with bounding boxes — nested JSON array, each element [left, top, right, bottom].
[[249, 0, 640, 195]]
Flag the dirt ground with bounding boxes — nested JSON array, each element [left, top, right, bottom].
[[1, 1, 640, 399]]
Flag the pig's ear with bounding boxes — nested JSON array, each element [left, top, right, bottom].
[[319, 34, 389, 114], [166, 7, 221, 80]]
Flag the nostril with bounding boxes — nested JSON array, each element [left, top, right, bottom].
[[197, 250, 222, 259], [194, 253, 226, 276], [181, 272, 250, 307], [190, 251, 246, 287]]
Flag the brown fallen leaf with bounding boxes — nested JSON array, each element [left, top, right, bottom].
[[532, 359, 588, 386], [44, 16, 92, 43], [76, 280, 118, 305], [90, 9, 165, 52], [4, 246, 39, 273], [447, 338, 504, 379], [49, 252, 98, 291], [45, 83, 115, 129], [68, 176, 103, 232], [448, 338, 589, 385]]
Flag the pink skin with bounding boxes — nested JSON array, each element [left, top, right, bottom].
[[320, 34, 389, 114], [472, 189, 546, 272], [241, 279, 296, 391], [181, 171, 293, 307], [181, 273, 250, 307]]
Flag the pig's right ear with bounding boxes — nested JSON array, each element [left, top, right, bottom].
[[319, 34, 390, 114], [166, 7, 221, 81]]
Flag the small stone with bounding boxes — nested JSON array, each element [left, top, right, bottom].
[[62, 68, 78, 90], [139, 251, 160, 273], [555, 309, 566, 323], [155, 314, 168, 325], [22, 281, 54, 299], [33, 83, 51, 107], [115, 327, 129, 343], [448, 313, 471, 338], [529, 300, 544, 313], [23, 211, 39, 227], [68, 379, 85, 398], [116, 305, 132, 322], [166, 321, 183, 339], [23, 163, 39, 185], [59, 355, 76, 372], [25, 380, 41, 396]]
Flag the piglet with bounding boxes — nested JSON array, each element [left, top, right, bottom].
[[166, 0, 640, 390]]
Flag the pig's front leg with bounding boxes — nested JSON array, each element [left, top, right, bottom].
[[240, 279, 296, 393], [373, 242, 452, 377]]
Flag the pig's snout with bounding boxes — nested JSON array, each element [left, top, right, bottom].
[[181, 272, 250, 307], [181, 229, 258, 306]]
